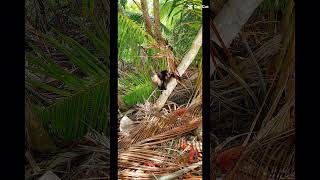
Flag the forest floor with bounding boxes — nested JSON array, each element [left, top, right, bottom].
[[117, 67, 203, 179]]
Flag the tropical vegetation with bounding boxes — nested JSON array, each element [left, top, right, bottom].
[[25, 0, 110, 179], [117, 0, 203, 179]]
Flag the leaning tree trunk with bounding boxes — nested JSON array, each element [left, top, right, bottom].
[[210, 0, 264, 77], [154, 27, 203, 110], [140, 0, 202, 110]]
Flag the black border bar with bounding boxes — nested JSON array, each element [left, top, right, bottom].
[[202, 0, 211, 179], [110, 0, 118, 179]]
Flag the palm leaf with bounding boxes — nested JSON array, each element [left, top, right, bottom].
[[26, 25, 109, 139], [38, 80, 109, 139], [118, 12, 156, 62], [119, 72, 154, 107]]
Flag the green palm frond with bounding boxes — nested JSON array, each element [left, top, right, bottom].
[[26, 21, 109, 139], [125, 11, 144, 24], [37, 80, 109, 139], [118, 12, 156, 62], [120, 0, 128, 9], [161, 0, 202, 20], [160, 0, 202, 58], [119, 72, 155, 107]]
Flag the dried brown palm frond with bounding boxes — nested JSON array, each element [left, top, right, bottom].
[[169, 67, 200, 105], [65, 133, 110, 179], [225, 129, 294, 180], [157, 161, 202, 180], [119, 147, 182, 174], [118, 129, 203, 179], [119, 110, 201, 149], [210, 33, 283, 139], [25, 132, 110, 180], [211, 1, 295, 179], [118, 120, 202, 178], [118, 99, 202, 179], [221, 76, 294, 179], [212, 93, 294, 179]]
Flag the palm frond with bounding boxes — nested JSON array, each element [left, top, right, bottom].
[[26, 23, 110, 139], [118, 12, 156, 62], [211, 0, 295, 178], [118, 105, 202, 178], [37, 80, 109, 139]]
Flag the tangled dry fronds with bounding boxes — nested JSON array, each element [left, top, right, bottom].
[[25, 132, 110, 180], [118, 94, 202, 179], [210, 0, 295, 179]]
